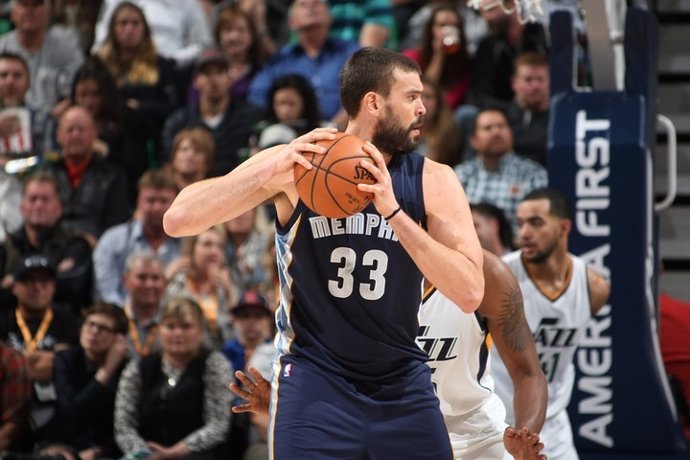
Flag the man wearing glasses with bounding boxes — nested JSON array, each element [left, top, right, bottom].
[[49, 302, 130, 460]]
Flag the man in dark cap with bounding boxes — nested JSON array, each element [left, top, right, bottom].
[[222, 289, 274, 373], [0, 254, 79, 445]]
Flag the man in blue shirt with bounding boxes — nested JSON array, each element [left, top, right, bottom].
[[455, 107, 548, 235], [93, 169, 180, 306], [248, 0, 360, 129]]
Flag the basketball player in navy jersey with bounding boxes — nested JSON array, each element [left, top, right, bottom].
[[163, 47, 484, 459], [491, 188, 611, 460], [230, 251, 548, 460]]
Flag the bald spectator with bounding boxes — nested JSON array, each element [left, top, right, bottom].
[[455, 107, 547, 232], [93, 169, 180, 306], [506, 52, 550, 166], [0, 0, 84, 115], [45, 106, 130, 244]]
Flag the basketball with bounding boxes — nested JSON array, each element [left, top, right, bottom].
[[294, 132, 376, 218]]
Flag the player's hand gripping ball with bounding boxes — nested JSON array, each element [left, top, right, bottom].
[[294, 132, 376, 218]]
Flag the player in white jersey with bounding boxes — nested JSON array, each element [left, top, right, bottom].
[[490, 188, 611, 460], [230, 251, 549, 460], [420, 250, 547, 459]]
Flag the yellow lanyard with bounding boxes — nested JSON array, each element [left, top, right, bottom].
[[185, 277, 219, 337], [128, 319, 158, 357], [15, 308, 53, 352]]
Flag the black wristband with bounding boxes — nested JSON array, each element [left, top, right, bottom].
[[384, 206, 402, 220]]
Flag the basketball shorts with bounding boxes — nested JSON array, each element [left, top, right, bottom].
[[268, 354, 453, 460], [445, 393, 508, 460]]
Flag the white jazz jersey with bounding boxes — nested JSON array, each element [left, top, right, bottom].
[[491, 251, 591, 423], [418, 288, 507, 458]]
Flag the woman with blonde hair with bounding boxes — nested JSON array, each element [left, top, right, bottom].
[[165, 226, 236, 348], [114, 296, 232, 460], [95, 1, 178, 182], [165, 127, 216, 190]]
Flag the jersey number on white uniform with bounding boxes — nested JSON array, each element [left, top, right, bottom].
[[328, 247, 388, 300], [539, 352, 560, 383]]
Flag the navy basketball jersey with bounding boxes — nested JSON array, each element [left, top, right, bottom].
[[274, 153, 428, 383]]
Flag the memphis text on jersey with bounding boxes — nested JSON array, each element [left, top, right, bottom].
[[308, 213, 399, 241]]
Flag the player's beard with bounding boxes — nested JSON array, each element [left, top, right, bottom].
[[372, 108, 424, 156], [523, 236, 558, 264]]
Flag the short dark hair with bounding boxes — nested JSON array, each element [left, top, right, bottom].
[[0, 51, 29, 79], [339, 47, 420, 118], [138, 168, 179, 194], [83, 302, 129, 335], [471, 202, 514, 250], [267, 74, 321, 131], [522, 187, 571, 219], [472, 106, 510, 135]]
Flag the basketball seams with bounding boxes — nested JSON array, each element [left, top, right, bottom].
[[324, 174, 373, 215], [310, 134, 350, 214], [325, 175, 352, 215], [293, 132, 374, 218]]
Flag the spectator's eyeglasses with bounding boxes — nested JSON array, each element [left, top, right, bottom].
[[84, 320, 115, 335]]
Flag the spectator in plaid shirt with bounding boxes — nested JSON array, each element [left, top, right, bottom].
[[455, 107, 547, 236], [0, 340, 31, 452]]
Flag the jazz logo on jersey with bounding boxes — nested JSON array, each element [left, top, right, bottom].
[[416, 325, 458, 362], [533, 317, 577, 348]]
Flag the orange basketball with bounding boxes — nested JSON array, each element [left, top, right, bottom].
[[294, 132, 376, 218]]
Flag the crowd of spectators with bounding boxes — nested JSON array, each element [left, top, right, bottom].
[[0, 0, 612, 459]]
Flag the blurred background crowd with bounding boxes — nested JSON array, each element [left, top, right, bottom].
[[1, 1, 682, 460]]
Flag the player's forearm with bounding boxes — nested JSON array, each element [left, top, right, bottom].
[[513, 375, 547, 433], [163, 149, 282, 237], [388, 211, 484, 311]]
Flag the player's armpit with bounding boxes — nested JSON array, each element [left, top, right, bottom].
[[587, 266, 611, 316]]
